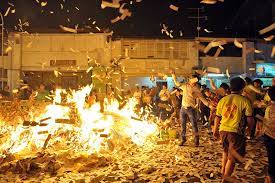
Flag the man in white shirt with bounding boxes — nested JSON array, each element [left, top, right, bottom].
[[171, 70, 209, 147]]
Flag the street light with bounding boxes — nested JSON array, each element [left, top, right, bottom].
[[0, 12, 4, 90]]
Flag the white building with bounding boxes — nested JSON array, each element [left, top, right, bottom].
[[3, 32, 112, 91], [1, 33, 273, 93]]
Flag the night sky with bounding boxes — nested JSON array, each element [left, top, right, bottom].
[[0, 0, 273, 39]]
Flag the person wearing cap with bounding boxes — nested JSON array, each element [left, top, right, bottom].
[[171, 70, 209, 147]]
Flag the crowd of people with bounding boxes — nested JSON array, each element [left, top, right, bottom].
[[125, 73, 275, 182], [0, 75, 275, 182], [169, 73, 275, 183], [0, 83, 55, 102]]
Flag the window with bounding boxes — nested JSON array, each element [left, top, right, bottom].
[[50, 60, 76, 67], [122, 40, 188, 59], [0, 69, 8, 78]]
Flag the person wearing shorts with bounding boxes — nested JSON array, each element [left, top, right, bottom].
[[213, 77, 254, 181]]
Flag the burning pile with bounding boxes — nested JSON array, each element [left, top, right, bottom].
[[0, 85, 159, 175]]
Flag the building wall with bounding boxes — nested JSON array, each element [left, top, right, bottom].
[[118, 39, 198, 76], [0, 55, 9, 88], [112, 39, 198, 91], [6, 34, 268, 92], [123, 76, 185, 92], [7, 33, 112, 89], [201, 57, 244, 74], [19, 33, 111, 70]]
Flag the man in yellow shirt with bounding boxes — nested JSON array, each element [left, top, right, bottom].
[[213, 77, 254, 181]]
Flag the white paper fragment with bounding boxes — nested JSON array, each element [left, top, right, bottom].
[[254, 49, 262, 54], [169, 30, 174, 39], [4, 7, 11, 17], [271, 46, 275, 58], [163, 74, 168, 80], [12, 89, 19, 93], [27, 42, 33, 48], [244, 159, 254, 170], [161, 24, 169, 36], [207, 67, 221, 74], [124, 48, 129, 58], [204, 40, 226, 53], [200, 0, 217, 4], [259, 23, 275, 35], [119, 3, 127, 14], [70, 48, 78, 53], [204, 28, 213, 33], [86, 66, 93, 73], [5, 46, 12, 54], [95, 26, 101, 31], [234, 38, 243, 48], [206, 41, 216, 49], [218, 45, 224, 50], [169, 4, 179, 12], [189, 77, 198, 84], [214, 47, 222, 57], [111, 16, 121, 23], [101, 1, 120, 9], [41, 1, 47, 7], [264, 35, 274, 41], [150, 75, 155, 82], [59, 25, 77, 33], [120, 9, 132, 20], [8, 2, 15, 7], [226, 68, 230, 78], [54, 70, 59, 77], [20, 85, 29, 90]]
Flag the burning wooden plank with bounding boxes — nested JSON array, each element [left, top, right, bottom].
[[23, 121, 48, 127], [38, 131, 49, 135], [100, 134, 109, 138], [55, 119, 75, 124], [40, 117, 51, 123], [156, 140, 170, 145], [43, 134, 52, 149]]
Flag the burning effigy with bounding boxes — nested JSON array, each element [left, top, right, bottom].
[[0, 85, 159, 176]]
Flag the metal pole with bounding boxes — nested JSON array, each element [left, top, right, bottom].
[[0, 13, 4, 90], [188, 7, 207, 40]]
